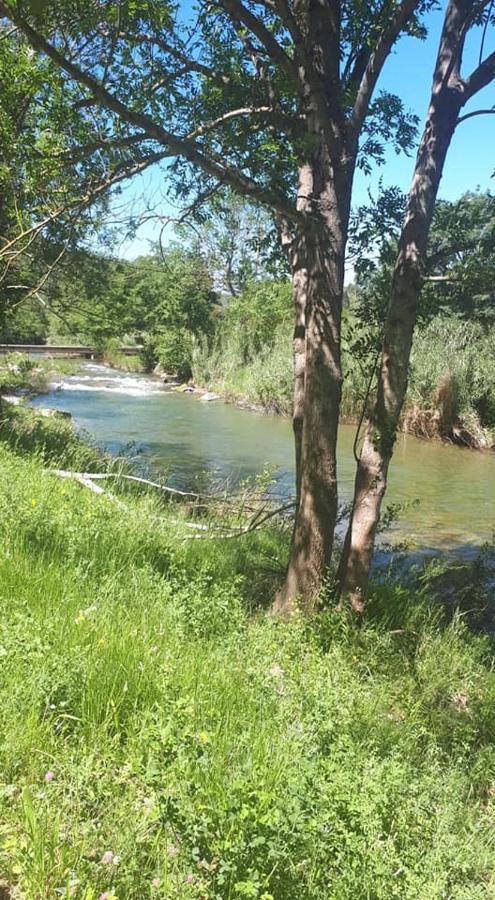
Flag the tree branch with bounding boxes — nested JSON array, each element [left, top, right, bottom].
[[185, 105, 301, 139], [457, 106, 495, 124], [0, 2, 299, 223], [216, 0, 297, 81], [462, 50, 495, 102], [350, 0, 421, 133], [107, 28, 233, 86]]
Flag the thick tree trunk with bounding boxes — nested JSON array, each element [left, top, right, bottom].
[[274, 214, 347, 614], [338, 0, 474, 610]]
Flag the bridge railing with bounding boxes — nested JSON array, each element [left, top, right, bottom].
[[0, 344, 142, 358]]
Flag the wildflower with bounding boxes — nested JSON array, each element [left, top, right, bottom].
[[185, 874, 195, 884], [98, 638, 106, 648], [142, 796, 154, 810], [151, 878, 161, 889], [44, 770, 55, 783], [197, 731, 209, 744], [167, 845, 179, 857], [31, 499, 37, 507], [75, 612, 86, 625], [99, 893, 117, 900], [101, 851, 115, 865]]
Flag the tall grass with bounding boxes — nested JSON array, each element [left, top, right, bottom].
[[1, 412, 495, 897], [194, 301, 495, 445]]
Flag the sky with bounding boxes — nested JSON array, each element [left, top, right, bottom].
[[115, 5, 495, 260]]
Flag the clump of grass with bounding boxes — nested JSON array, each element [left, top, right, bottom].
[[0, 353, 80, 395], [2, 430, 495, 898], [0, 401, 105, 470]]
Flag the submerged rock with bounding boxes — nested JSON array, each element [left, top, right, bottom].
[[200, 392, 220, 402]]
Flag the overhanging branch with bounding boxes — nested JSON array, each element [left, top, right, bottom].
[[0, 2, 300, 223], [350, 0, 421, 134]]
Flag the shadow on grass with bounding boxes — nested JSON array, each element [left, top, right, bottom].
[[368, 543, 495, 634]]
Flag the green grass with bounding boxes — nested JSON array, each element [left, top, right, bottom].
[[2, 413, 495, 898], [0, 354, 80, 396], [102, 351, 143, 373]]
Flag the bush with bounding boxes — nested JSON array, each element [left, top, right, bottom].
[[141, 328, 194, 380]]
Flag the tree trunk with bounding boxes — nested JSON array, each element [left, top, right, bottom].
[[338, 0, 473, 610], [274, 208, 347, 614], [291, 249, 307, 508]]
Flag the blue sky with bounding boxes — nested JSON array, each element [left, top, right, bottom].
[[116, 4, 495, 259]]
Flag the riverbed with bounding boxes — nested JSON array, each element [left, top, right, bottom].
[[31, 363, 495, 555]]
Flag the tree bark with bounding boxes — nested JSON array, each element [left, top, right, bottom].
[[338, 0, 489, 610], [274, 152, 350, 615]]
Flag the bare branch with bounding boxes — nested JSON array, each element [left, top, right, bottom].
[[457, 106, 495, 124]]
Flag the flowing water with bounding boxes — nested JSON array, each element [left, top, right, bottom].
[[32, 363, 495, 555]]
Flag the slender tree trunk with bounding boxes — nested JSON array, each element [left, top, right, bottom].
[[284, 165, 314, 508], [291, 246, 307, 507], [338, 0, 474, 610]]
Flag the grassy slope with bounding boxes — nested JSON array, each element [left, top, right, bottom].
[[1, 413, 495, 898]]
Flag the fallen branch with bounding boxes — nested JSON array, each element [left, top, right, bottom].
[[47, 469, 295, 539]]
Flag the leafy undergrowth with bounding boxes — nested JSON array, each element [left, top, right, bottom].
[[0, 354, 79, 397], [2, 423, 495, 898], [102, 351, 143, 373]]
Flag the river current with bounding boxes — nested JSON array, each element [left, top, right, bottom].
[[31, 363, 495, 556]]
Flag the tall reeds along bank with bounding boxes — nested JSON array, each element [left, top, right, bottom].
[[193, 279, 495, 447]]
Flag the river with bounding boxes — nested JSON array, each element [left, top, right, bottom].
[[31, 363, 495, 556]]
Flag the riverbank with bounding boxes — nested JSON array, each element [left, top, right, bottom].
[[0, 353, 81, 397], [1, 406, 495, 898], [192, 315, 495, 450]]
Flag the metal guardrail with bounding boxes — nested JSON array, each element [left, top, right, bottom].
[[0, 344, 142, 357]]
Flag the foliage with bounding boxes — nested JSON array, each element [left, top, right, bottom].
[[132, 248, 218, 376], [1, 0, 427, 231], [407, 317, 495, 438], [4, 246, 218, 380], [192, 276, 495, 444], [353, 190, 495, 329], [180, 189, 288, 296], [0, 354, 78, 395], [0, 25, 135, 328], [1, 429, 495, 896]]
